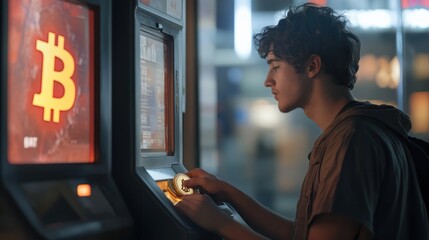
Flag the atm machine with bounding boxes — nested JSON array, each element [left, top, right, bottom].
[[0, 0, 133, 239], [112, 0, 234, 239]]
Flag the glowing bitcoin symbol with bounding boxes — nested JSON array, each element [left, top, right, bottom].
[[33, 32, 76, 123]]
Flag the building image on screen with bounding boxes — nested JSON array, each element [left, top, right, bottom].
[[139, 29, 174, 154], [7, 0, 95, 164]]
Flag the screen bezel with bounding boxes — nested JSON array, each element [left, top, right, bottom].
[[0, 0, 111, 182], [138, 27, 175, 156], [134, 10, 183, 169]]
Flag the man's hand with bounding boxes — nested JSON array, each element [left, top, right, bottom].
[[183, 168, 230, 202], [175, 194, 268, 240], [175, 194, 232, 232]]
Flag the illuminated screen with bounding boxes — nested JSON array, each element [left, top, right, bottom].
[[7, 0, 96, 164], [139, 28, 174, 154]]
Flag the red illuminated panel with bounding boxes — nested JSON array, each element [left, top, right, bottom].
[[402, 0, 429, 8], [308, 0, 327, 6], [7, 0, 95, 164]]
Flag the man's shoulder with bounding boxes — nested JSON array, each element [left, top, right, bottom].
[[323, 115, 385, 142]]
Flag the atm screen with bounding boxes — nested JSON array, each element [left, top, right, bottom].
[[7, 0, 96, 164], [139, 27, 174, 155]]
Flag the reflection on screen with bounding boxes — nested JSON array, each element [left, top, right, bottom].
[[139, 29, 174, 154], [7, 0, 95, 164]]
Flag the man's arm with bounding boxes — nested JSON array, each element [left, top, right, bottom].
[[224, 183, 294, 240], [178, 168, 294, 239]]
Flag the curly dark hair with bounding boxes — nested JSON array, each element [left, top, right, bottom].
[[253, 3, 361, 89]]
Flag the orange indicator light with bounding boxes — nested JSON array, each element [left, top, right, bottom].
[[77, 184, 92, 197]]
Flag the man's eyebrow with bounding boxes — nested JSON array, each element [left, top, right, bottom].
[[266, 58, 280, 65]]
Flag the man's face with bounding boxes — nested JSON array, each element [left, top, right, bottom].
[[264, 51, 312, 113]]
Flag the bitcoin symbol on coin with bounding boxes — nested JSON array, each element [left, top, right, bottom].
[[181, 179, 190, 192], [33, 32, 76, 123]]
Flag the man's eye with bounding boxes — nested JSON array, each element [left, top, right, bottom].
[[272, 66, 279, 70]]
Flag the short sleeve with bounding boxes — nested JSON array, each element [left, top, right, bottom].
[[310, 126, 386, 234]]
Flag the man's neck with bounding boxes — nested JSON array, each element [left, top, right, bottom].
[[304, 88, 355, 131]]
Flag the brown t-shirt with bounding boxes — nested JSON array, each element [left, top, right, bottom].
[[291, 102, 429, 240]]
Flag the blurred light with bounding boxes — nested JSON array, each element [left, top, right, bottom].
[[234, 0, 252, 59], [412, 54, 429, 80], [410, 92, 429, 133], [376, 57, 391, 88], [309, 0, 327, 5], [343, 8, 429, 30], [274, 8, 429, 30], [250, 99, 282, 128], [345, 9, 393, 29], [390, 57, 400, 89], [404, 8, 429, 29], [375, 56, 399, 89], [358, 54, 379, 81], [77, 184, 91, 197]]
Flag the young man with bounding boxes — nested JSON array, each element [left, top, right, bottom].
[[175, 3, 429, 239]]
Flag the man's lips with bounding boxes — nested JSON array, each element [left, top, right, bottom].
[[272, 91, 278, 100]]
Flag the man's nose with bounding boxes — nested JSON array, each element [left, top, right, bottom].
[[264, 74, 274, 87]]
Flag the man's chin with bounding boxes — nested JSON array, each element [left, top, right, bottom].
[[278, 104, 295, 113]]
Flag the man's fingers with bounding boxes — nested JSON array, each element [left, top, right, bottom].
[[186, 168, 205, 178], [183, 178, 201, 188]]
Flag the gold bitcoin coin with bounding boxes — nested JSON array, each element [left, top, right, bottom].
[[168, 173, 194, 197]]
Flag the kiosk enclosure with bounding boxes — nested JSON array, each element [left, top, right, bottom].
[[112, 0, 223, 239], [0, 0, 133, 239]]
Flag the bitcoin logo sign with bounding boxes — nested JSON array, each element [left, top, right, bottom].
[[33, 32, 76, 123]]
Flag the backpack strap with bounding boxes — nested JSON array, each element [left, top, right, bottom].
[[351, 115, 429, 219], [406, 137, 429, 218]]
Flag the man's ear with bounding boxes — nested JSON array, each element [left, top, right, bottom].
[[307, 55, 322, 78]]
